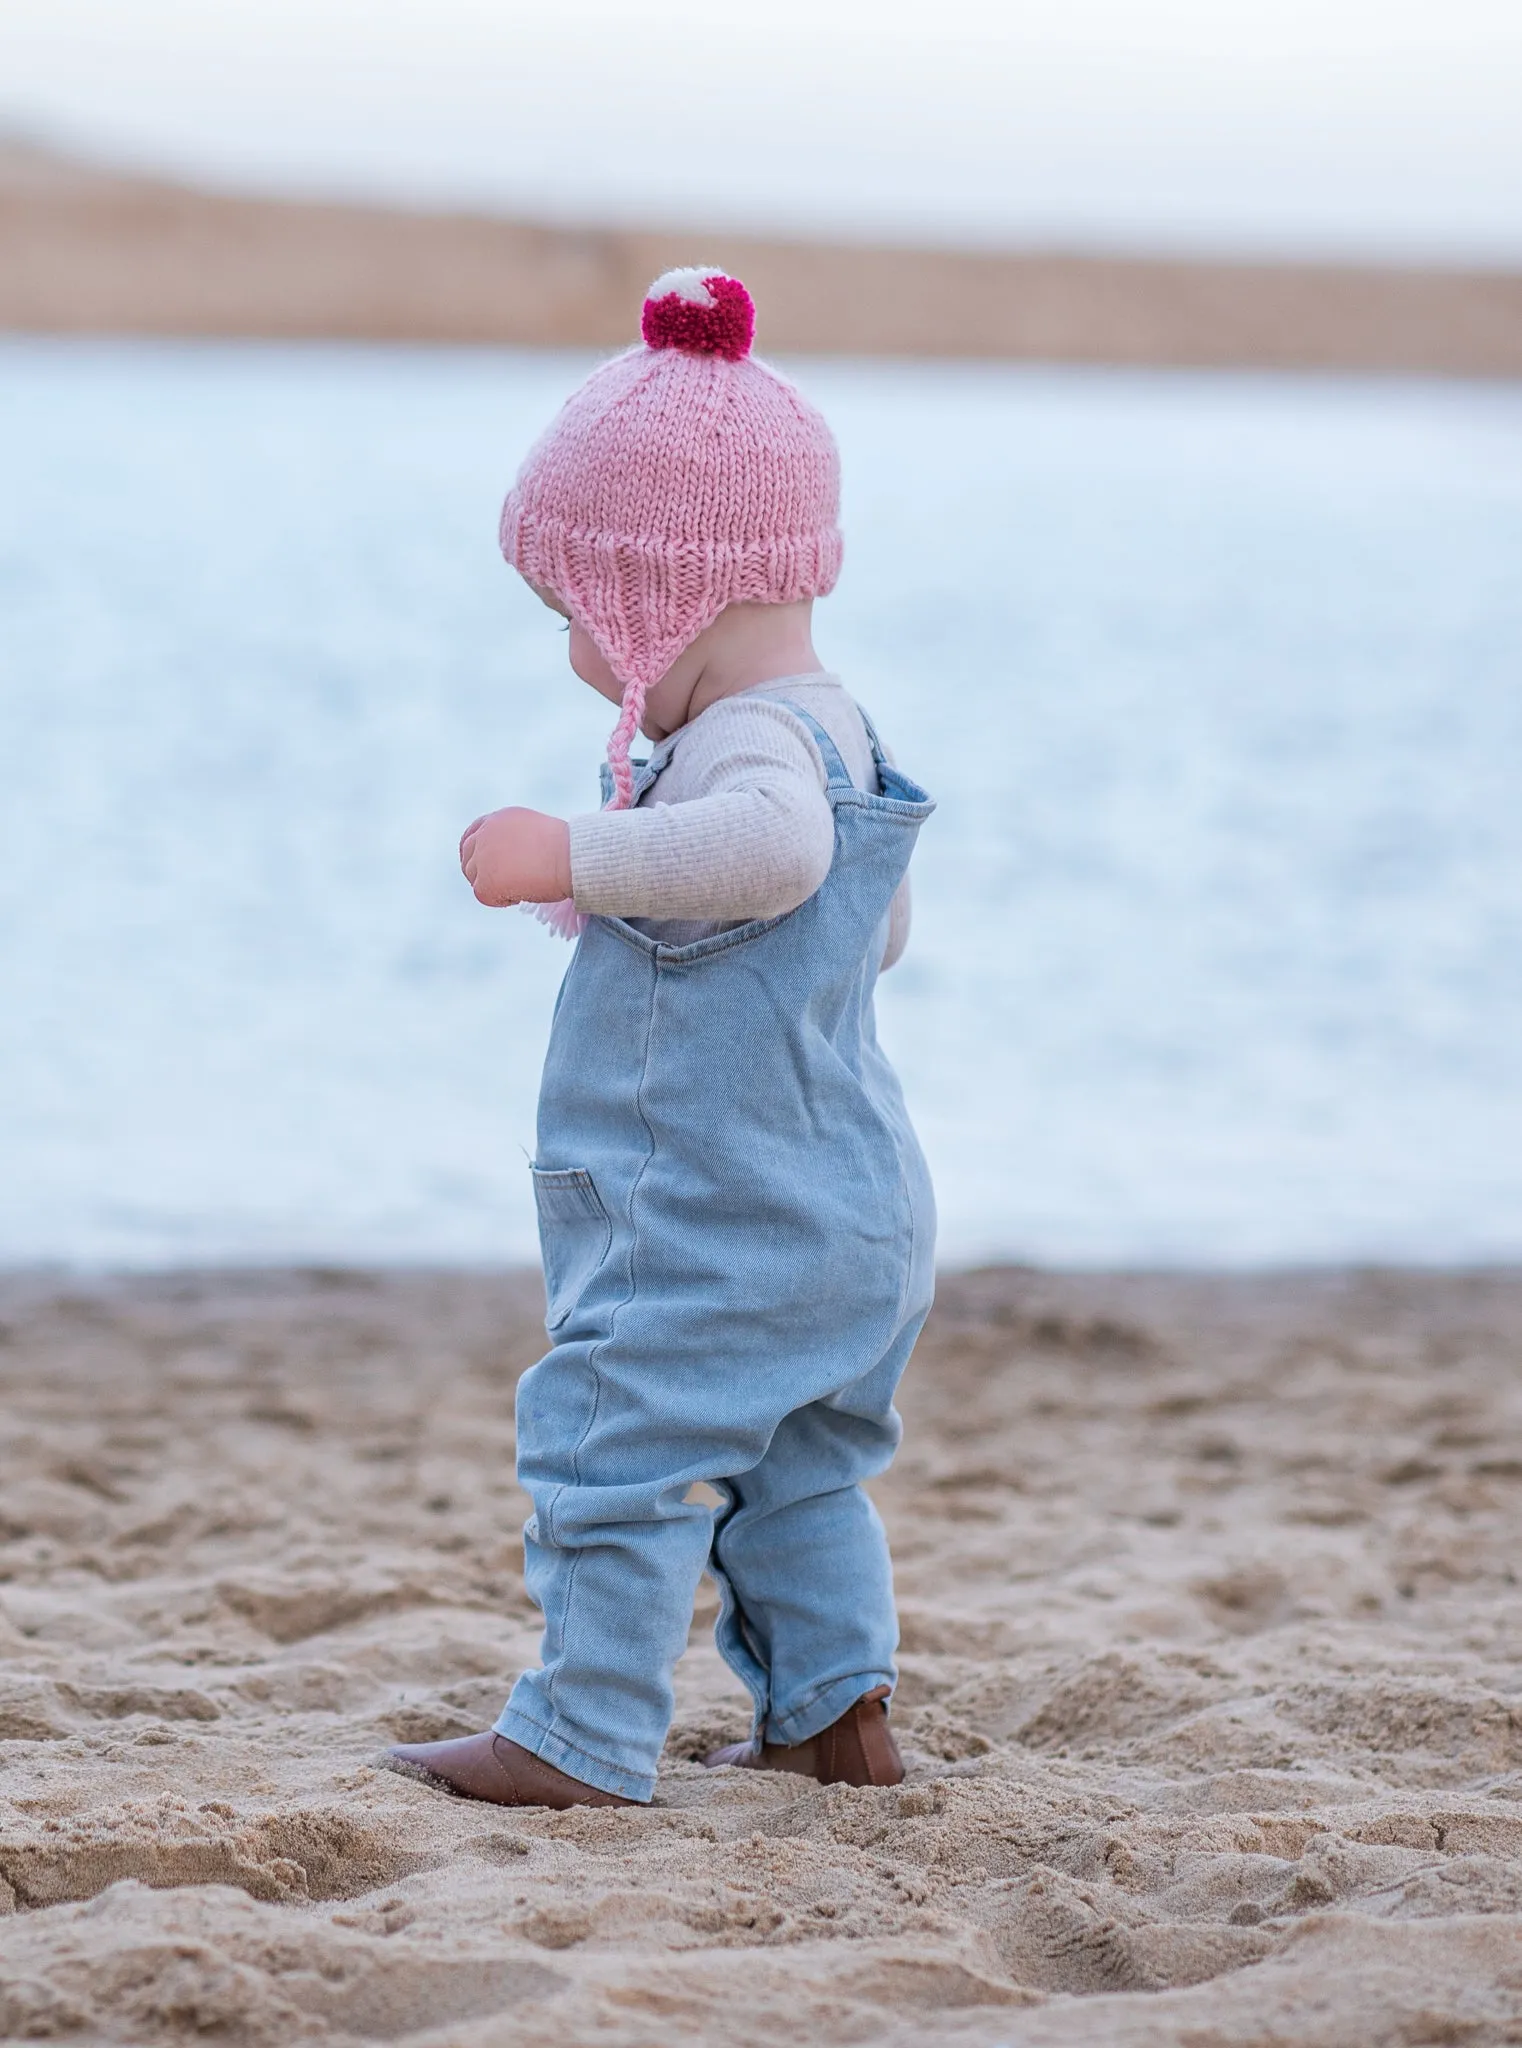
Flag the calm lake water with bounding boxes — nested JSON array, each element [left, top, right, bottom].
[[3, 341, 1520, 1269]]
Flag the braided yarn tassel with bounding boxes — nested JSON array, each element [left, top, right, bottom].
[[525, 673, 650, 941], [604, 673, 649, 812]]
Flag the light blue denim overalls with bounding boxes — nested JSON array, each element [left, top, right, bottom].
[[494, 701, 936, 1801]]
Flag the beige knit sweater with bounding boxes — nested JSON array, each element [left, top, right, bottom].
[[567, 675, 911, 966]]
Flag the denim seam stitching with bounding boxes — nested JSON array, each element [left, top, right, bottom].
[[788, 1668, 888, 1716], [893, 1123, 917, 1330], [598, 906, 798, 963], [495, 1704, 652, 1797], [773, 1670, 892, 1743], [533, 1171, 612, 1327], [543, 947, 659, 1731]]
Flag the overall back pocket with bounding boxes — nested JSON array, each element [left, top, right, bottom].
[[530, 1166, 614, 1331]]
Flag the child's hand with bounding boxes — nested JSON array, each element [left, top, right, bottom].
[[459, 808, 573, 907]]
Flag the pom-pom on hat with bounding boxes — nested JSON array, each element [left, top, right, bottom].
[[500, 267, 842, 820], [639, 266, 757, 359]]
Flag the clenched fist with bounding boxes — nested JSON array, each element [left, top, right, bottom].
[[459, 807, 573, 907]]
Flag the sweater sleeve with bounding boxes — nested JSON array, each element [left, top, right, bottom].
[[568, 697, 836, 922]]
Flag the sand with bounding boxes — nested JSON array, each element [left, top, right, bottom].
[[2, 1263, 1521, 2044], [4, 138, 1522, 376]]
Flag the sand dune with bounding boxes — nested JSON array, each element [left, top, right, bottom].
[[2, 1263, 1521, 2043], [2, 139, 1521, 374]]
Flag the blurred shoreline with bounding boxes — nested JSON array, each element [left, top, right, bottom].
[[3, 140, 1520, 376], [2, 1265, 1519, 1302]]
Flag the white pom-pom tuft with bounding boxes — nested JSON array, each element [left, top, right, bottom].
[[645, 266, 723, 307]]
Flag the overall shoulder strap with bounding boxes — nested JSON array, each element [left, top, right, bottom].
[[855, 707, 891, 777], [764, 697, 856, 793]]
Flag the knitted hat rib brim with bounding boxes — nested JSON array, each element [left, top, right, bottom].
[[500, 502, 843, 689]]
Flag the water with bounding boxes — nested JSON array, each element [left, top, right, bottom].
[[3, 340, 1520, 1270]]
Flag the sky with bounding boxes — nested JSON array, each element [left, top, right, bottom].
[[3, 0, 1521, 259]]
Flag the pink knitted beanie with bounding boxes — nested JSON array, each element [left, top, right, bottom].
[[501, 267, 843, 821]]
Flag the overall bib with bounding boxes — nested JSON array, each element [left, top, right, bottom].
[[496, 704, 936, 1801]]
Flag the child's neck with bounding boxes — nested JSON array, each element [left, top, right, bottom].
[[683, 605, 824, 726]]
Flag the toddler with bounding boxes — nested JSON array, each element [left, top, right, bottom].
[[389, 270, 935, 1808]]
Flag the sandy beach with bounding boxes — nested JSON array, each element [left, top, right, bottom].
[[1, 1263, 1520, 2042]]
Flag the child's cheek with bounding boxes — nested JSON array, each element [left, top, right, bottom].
[[568, 623, 622, 704]]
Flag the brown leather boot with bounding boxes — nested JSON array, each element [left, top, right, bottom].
[[384, 1731, 637, 1808], [703, 1686, 904, 1787]]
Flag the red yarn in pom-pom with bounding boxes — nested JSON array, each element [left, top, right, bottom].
[[641, 273, 755, 361]]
